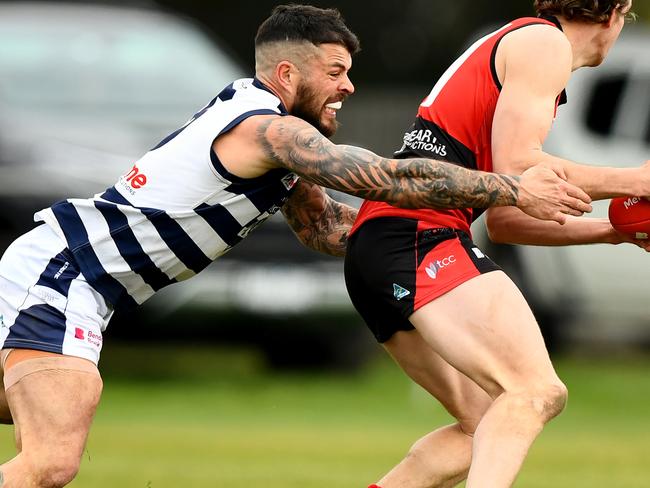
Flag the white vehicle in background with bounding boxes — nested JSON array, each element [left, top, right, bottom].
[[475, 26, 650, 349], [0, 1, 245, 242]]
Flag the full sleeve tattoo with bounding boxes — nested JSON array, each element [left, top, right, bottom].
[[281, 180, 358, 257], [258, 116, 520, 210]]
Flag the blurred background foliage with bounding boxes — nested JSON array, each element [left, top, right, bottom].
[[155, 0, 650, 86]]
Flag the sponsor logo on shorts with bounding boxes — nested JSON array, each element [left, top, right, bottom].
[[87, 330, 102, 348], [54, 261, 70, 280], [425, 255, 456, 280], [0, 314, 5, 328], [73, 327, 102, 348], [393, 283, 411, 301]]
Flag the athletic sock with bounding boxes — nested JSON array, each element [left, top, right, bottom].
[[368, 485, 382, 488]]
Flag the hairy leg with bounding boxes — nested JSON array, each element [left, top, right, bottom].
[[0, 349, 102, 488], [409, 271, 567, 488], [375, 329, 492, 488]]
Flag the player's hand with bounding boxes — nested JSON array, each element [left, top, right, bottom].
[[609, 226, 650, 252], [517, 164, 592, 224]]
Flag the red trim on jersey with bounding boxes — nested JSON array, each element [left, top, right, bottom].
[[351, 17, 561, 237]]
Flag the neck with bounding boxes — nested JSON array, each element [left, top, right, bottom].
[[558, 17, 602, 70], [255, 73, 293, 111]]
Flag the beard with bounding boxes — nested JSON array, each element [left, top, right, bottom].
[[291, 82, 339, 138]]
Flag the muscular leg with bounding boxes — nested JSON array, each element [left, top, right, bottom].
[[376, 329, 492, 488], [0, 349, 103, 488], [409, 271, 567, 488]]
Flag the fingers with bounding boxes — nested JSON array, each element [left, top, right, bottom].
[[562, 196, 592, 214], [560, 206, 585, 217], [550, 211, 567, 225], [563, 183, 592, 205], [544, 163, 568, 181], [630, 239, 650, 252]]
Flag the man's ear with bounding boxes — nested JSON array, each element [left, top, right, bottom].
[[604, 9, 617, 28], [276, 61, 299, 92]]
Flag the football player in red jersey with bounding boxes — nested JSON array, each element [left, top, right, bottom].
[[350, 2, 649, 488]]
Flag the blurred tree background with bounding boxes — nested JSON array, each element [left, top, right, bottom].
[[157, 0, 650, 87]]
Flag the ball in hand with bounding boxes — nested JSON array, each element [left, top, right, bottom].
[[608, 196, 650, 240]]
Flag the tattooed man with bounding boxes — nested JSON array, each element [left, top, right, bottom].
[[0, 5, 591, 486]]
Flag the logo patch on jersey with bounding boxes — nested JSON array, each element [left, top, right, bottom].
[[401, 129, 447, 157], [425, 255, 456, 280], [393, 283, 411, 301], [120, 164, 148, 195], [74, 327, 85, 340], [281, 173, 299, 191]]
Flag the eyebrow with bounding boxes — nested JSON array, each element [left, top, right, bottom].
[[328, 61, 349, 70]]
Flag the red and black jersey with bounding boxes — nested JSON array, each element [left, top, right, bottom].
[[351, 17, 567, 236]]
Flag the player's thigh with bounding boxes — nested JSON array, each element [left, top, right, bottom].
[[409, 270, 559, 398], [5, 350, 102, 459], [384, 329, 492, 432]]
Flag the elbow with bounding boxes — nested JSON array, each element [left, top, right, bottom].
[[493, 153, 534, 176], [485, 211, 511, 244], [486, 224, 508, 244]]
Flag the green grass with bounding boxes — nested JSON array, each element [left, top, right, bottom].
[[1, 347, 650, 487]]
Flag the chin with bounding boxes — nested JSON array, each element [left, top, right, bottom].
[[589, 57, 606, 67], [317, 120, 339, 138]]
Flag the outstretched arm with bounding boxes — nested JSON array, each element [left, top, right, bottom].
[[281, 179, 357, 257], [254, 116, 591, 225]]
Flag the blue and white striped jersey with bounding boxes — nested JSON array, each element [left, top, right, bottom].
[[35, 78, 299, 311]]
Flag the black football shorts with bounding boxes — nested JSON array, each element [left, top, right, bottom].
[[344, 217, 501, 343]]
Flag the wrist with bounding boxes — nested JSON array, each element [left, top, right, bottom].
[[601, 221, 625, 244], [633, 167, 650, 196]]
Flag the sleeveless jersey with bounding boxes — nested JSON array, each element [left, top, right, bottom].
[[35, 78, 299, 311], [351, 17, 566, 235]]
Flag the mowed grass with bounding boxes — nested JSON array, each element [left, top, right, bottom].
[[1, 346, 650, 487]]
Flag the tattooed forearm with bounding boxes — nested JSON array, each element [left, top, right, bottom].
[[282, 180, 358, 257], [259, 116, 520, 210]]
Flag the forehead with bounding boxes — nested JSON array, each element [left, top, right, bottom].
[[312, 43, 352, 69]]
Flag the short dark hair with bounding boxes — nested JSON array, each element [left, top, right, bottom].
[[534, 0, 635, 23], [255, 4, 360, 55]]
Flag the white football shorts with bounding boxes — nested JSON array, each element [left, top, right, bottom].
[[0, 224, 112, 365]]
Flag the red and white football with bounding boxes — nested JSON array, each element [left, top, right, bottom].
[[608, 196, 650, 239]]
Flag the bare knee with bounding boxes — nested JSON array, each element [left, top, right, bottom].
[[32, 455, 81, 488], [537, 381, 568, 421], [506, 381, 568, 425]]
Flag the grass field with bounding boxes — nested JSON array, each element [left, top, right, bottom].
[[1, 346, 650, 487]]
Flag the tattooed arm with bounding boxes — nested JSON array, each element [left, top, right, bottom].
[[212, 114, 592, 224], [281, 180, 357, 257], [255, 116, 591, 225]]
